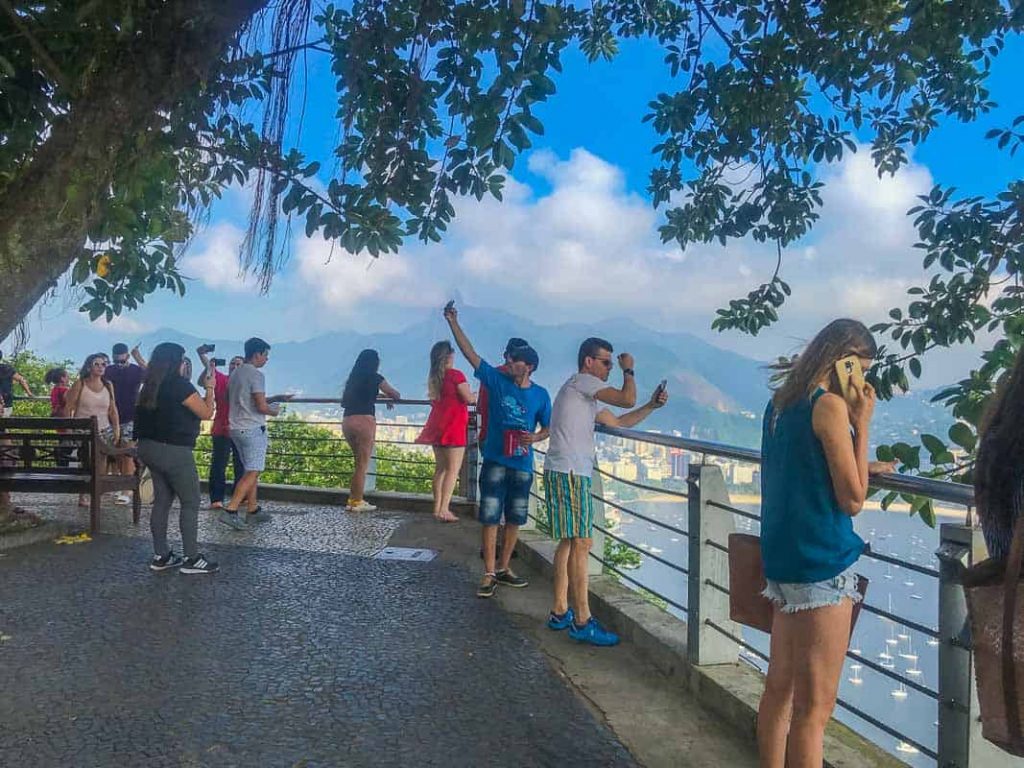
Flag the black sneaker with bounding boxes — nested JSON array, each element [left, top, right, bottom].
[[150, 551, 184, 572], [495, 569, 529, 588], [477, 574, 497, 598], [180, 554, 219, 575]]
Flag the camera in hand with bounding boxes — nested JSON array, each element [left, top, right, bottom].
[[198, 343, 216, 354], [211, 357, 227, 367]]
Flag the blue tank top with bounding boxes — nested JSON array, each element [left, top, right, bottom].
[[760, 388, 865, 583]]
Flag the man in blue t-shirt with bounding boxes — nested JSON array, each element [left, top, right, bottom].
[[445, 304, 551, 599]]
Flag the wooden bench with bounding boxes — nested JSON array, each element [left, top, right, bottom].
[[0, 416, 140, 533]]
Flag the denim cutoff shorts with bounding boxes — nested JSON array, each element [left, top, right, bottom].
[[762, 566, 863, 614], [478, 460, 532, 526]]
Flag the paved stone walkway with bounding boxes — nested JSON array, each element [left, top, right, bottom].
[[0, 499, 636, 767]]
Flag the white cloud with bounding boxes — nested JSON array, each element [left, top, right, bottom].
[[180, 223, 253, 293], [294, 235, 443, 314], [279, 144, 938, 359]]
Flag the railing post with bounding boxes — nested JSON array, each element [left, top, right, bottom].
[[687, 463, 740, 666], [365, 450, 377, 492], [589, 456, 606, 577], [936, 523, 972, 768]]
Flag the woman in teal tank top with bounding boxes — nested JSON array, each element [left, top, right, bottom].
[[756, 319, 894, 768]]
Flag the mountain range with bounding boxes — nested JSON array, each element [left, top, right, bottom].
[[40, 307, 951, 448]]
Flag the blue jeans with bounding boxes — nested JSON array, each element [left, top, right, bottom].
[[478, 460, 532, 526], [208, 434, 243, 504]]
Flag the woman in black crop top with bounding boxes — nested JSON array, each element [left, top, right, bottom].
[[340, 349, 400, 512], [135, 343, 219, 574]]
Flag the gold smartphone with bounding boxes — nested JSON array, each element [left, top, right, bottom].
[[835, 355, 865, 402]]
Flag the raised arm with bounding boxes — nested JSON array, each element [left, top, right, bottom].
[[195, 345, 211, 369], [813, 388, 873, 516], [13, 372, 34, 398], [594, 353, 637, 409], [443, 305, 482, 371], [183, 371, 216, 420], [131, 345, 148, 369], [596, 385, 668, 428]]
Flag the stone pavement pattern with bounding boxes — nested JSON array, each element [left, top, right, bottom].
[[0, 524, 637, 767]]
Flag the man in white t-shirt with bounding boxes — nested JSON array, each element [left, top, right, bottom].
[[543, 337, 668, 646], [219, 337, 292, 531]]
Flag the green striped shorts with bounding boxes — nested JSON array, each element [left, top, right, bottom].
[[543, 470, 594, 540]]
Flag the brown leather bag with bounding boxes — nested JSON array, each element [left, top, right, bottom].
[[964, 515, 1024, 756], [727, 533, 867, 634]]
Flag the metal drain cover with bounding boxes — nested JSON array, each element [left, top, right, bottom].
[[374, 547, 438, 562]]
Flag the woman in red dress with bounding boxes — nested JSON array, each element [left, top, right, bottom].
[[417, 341, 475, 522]]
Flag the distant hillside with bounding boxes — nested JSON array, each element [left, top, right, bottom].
[[37, 307, 953, 449]]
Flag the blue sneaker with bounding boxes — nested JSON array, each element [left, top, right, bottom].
[[568, 617, 620, 647], [547, 608, 575, 631]]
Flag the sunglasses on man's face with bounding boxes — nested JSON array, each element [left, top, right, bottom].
[[593, 357, 613, 369]]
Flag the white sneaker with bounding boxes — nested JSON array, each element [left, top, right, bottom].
[[347, 500, 377, 513], [114, 493, 131, 505]]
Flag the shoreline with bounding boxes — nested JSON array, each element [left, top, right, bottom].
[[630, 492, 970, 520]]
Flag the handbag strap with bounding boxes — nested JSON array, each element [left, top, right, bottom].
[[1002, 514, 1024, 744]]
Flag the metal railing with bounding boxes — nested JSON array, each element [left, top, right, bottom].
[[10, 394, 991, 764], [524, 424, 988, 767]]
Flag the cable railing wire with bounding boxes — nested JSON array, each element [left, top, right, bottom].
[[593, 522, 688, 576], [702, 619, 938, 760], [591, 492, 690, 538], [593, 465, 689, 500], [703, 580, 940, 700], [525, 500, 688, 614], [706, 499, 760, 522]]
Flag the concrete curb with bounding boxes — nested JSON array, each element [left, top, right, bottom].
[[514, 529, 904, 768], [0, 520, 74, 552], [198, 481, 476, 517]]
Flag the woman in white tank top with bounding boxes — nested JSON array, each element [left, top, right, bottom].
[[66, 353, 121, 506]]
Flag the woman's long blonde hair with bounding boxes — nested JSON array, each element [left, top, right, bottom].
[[427, 341, 454, 400], [769, 319, 878, 413]]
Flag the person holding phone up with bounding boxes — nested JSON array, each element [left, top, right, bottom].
[[543, 338, 669, 647], [444, 302, 551, 599], [196, 345, 246, 509], [134, 343, 218, 574], [756, 319, 895, 768]]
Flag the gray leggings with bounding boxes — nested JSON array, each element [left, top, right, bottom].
[[137, 439, 201, 559]]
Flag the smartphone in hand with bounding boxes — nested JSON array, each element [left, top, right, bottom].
[[834, 355, 865, 403]]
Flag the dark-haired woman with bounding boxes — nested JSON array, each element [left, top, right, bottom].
[[756, 319, 893, 768], [341, 349, 401, 513], [66, 353, 120, 507], [975, 346, 1024, 561], [417, 341, 475, 523], [134, 342, 218, 574]]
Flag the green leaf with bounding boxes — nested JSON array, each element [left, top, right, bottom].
[[948, 422, 976, 452]]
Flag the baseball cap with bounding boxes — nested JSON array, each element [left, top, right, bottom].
[[504, 337, 529, 357], [509, 345, 539, 371]]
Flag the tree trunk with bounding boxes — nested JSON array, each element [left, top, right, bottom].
[[0, 0, 269, 343]]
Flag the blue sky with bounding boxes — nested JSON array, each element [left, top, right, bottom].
[[17, 28, 1024, 387]]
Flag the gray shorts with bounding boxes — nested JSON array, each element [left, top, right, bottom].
[[762, 566, 863, 614], [231, 427, 268, 472]]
